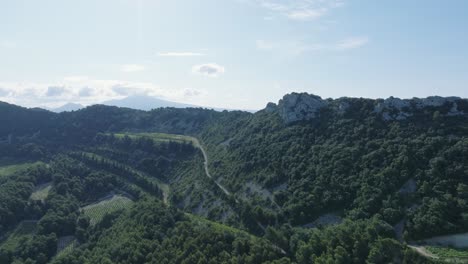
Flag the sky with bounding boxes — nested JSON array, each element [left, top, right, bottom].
[[0, 0, 467, 110]]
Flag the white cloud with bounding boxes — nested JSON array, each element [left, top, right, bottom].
[[0, 78, 205, 108], [335, 37, 369, 50], [45, 86, 67, 97], [121, 64, 146, 72], [192, 63, 225, 77], [157, 52, 205, 57], [246, 0, 345, 21]]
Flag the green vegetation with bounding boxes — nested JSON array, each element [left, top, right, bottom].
[[0, 96, 467, 263], [113, 132, 196, 145], [427, 246, 468, 260], [0, 221, 37, 252], [0, 161, 43, 178], [51, 198, 285, 264], [55, 236, 77, 258], [30, 183, 53, 201], [82, 195, 134, 225]]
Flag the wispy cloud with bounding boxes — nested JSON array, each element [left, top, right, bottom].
[[121, 64, 145, 72], [256, 39, 322, 56], [192, 63, 225, 77], [245, 0, 345, 21], [157, 52, 205, 57], [335, 37, 369, 50], [256, 36, 369, 56]]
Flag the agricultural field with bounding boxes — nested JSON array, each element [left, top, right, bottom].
[[76, 151, 171, 203], [81, 195, 134, 225], [113, 132, 196, 145], [0, 221, 37, 252], [30, 182, 52, 201], [55, 236, 78, 258], [426, 246, 468, 262], [0, 161, 43, 178]]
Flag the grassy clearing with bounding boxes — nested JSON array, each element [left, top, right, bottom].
[[426, 246, 468, 260], [0, 161, 43, 178], [30, 182, 52, 201], [186, 213, 254, 239], [82, 195, 134, 225], [0, 221, 37, 251]]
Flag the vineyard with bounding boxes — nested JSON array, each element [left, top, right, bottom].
[[0, 221, 37, 252], [55, 236, 78, 258], [81, 195, 134, 225], [0, 161, 43, 178], [112, 132, 196, 145], [30, 182, 52, 201]]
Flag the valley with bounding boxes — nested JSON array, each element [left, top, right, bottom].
[[0, 93, 467, 263]]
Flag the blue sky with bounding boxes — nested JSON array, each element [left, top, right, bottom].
[[0, 0, 467, 110]]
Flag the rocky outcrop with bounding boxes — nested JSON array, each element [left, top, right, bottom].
[[265, 93, 328, 124], [264, 93, 466, 123], [264, 102, 278, 113], [374, 96, 465, 120], [415, 96, 460, 108]]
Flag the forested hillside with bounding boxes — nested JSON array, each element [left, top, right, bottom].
[[0, 93, 467, 263]]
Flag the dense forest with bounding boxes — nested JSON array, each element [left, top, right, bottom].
[[0, 93, 467, 263]]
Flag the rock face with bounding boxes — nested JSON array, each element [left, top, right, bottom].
[[374, 96, 465, 121], [274, 93, 328, 124], [264, 93, 466, 123]]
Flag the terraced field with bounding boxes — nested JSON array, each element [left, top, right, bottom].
[[0, 161, 43, 178], [81, 195, 134, 225], [0, 221, 37, 251], [77, 151, 171, 203], [30, 182, 52, 201]]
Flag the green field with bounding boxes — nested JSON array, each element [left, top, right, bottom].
[[426, 246, 468, 261], [30, 182, 52, 201], [55, 236, 78, 258], [0, 221, 37, 251], [186, 213, 255, 239], [82, 195, 134, 225], [0, 161, 43, 178], [113, 132, 196, 145]]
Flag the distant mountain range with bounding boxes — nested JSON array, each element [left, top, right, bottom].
[[101, 95, 199, 111], [49, 103, 84, 113], [50, 95, 242, 112]]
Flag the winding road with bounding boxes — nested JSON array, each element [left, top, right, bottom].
[[192, 138, 233, 198]]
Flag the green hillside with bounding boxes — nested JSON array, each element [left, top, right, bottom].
[[0, 94, 466, 263]]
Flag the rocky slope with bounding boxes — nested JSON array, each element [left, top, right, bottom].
[[265, 93, 467, 123]]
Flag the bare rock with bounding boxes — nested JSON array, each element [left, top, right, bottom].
[[277, 93, 328, 124], [264, 102, 278, 113]]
